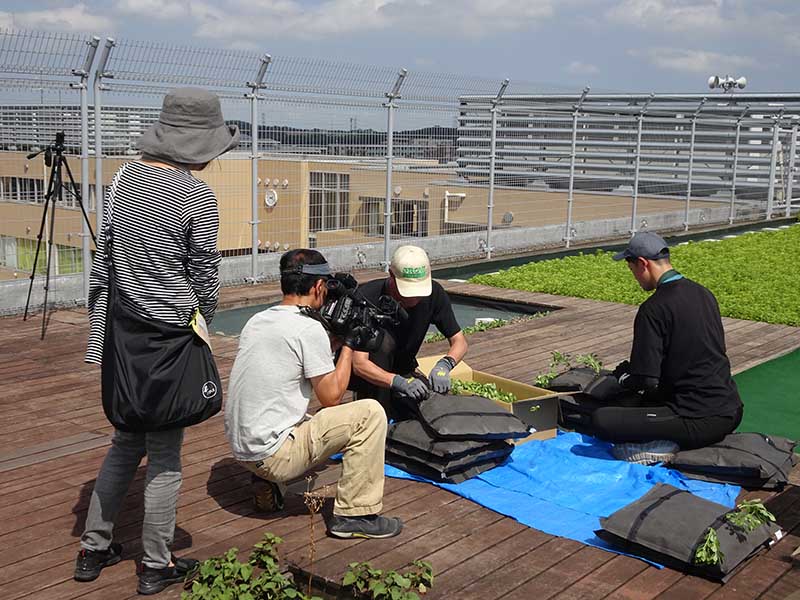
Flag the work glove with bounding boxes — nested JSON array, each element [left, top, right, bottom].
[[428, 356, 457, 394], [342, 325, 373, 352], [612, 360, 631, 382], [391, 374, 429, 402]]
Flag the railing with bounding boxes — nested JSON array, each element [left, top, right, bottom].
[[0, 28, 797, 314]]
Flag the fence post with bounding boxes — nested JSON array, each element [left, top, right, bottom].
[[766, 113, 782, 220], [565, 86, 590, 248], [728, 106, 749, 225], [93, 38, 114, 242], [630, 94, 654, 234], [683, 98, 706, 231], [383, 69, 407, 271], [246, 55, 271, 283], [785, 123, 798, 218], [486, 78, 509, 260], [73, 36, 100, 303]]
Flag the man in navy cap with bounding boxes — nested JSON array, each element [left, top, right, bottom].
[[588, 232, 743, 463]]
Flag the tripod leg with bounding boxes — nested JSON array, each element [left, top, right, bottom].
[[23, 158, 59, 322], [62, 156, 97, 245], [41, 157, 62, 340]]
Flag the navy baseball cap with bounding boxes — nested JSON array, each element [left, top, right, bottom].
[[612, 232, 670, 261]]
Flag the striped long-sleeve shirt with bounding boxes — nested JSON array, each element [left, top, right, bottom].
[[85, 161, 222, 364]]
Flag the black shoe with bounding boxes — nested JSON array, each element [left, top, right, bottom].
[[328, 514, 403, 539], [251, 474, 285, 513], [74, 542, 123, 582], [137, 555, 199, 596]]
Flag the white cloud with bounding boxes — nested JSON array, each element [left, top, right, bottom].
[[628, 47, 756, 74], [186, 0, 555, 42], [115, 0, 190, 21], [607, 0, 725, 31], [567, 60, 599, 75], [1, 3, 114, 33]]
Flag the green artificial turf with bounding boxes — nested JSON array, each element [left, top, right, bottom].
[[471, 224, 800, 326], [735, 348, 800, 442]]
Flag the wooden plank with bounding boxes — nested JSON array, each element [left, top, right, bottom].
[[457, 537, 584, 600], [705, 556, 790, 599], [501, 546, 615, 600], [426, 527, 552, 598], [551, 554, 648, 599], [760, 565, 800, 600], [655, 575, 720, 600], [610, 566, 685, 600]]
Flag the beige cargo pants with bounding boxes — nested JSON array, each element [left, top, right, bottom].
[[242, 398, 387, 516]]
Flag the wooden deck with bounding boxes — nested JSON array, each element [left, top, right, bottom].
[[1, 275, 799, 599]]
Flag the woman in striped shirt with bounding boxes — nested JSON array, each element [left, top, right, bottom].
[[75, 88, 239, 596]]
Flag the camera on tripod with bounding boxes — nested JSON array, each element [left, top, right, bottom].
[[27, 131, 67, 168], [318, 273, 406, 352]]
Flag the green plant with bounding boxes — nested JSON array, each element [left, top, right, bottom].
[[342, 560, 433, 599], [470, 226, 800, 327], [182, 533, 319, 600], [533, 351, 603, 388], [693, 500, 776, 566], [695, 528, 725, 566], [450, 379, 517, 403], [574, 353, 603, 374], [725, 499, 776, 532], [423, 313, 549, 344]]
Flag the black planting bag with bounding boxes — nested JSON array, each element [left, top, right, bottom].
[[597, 483, 781, 581], [386, 449, 511, 484], [387, 419, 513, 470], [416, 392, 531, 441], [668, 433, 799, 490], [583, 374, 627, 402], [547, 367, 599, 392]]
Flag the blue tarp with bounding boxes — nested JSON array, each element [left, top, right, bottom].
[[384, 432, 740, 565]]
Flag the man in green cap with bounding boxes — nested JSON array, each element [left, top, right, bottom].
[[349, 245, 468, 420]]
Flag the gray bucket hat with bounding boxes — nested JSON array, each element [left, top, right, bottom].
[[137, 87, 240, 164]]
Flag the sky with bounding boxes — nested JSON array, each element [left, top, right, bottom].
[[1, 0, 799, 94]]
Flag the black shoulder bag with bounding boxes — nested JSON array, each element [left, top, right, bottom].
[[101, 207, 223, 432]]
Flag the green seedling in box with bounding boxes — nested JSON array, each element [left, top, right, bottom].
[[450, 379, 517, 404]]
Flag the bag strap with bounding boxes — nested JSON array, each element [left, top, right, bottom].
[[627, 487, 683, 542], [104, 163, 133, 300]]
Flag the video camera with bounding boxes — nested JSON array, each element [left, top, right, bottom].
[[318, 273, 406, 352]]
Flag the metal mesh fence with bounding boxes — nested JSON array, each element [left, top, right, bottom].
[[0, 31, 89, 301], [1, 28, 799, 312]]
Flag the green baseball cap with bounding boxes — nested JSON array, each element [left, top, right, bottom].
[[390, 245, 432, 297]]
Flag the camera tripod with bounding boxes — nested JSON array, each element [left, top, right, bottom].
[[23, 132, 97, 339]]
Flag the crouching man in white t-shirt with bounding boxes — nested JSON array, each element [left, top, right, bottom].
[[224, 249, 403, 539]]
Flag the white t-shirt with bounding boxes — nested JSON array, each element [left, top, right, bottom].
[[225, 305, 335, 462]]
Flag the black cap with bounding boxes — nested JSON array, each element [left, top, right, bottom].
[[612, 232, 670, 261]]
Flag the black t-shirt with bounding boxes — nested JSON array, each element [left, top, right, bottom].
[[629, 277, 741, 418], [356, 277, 461, 375]]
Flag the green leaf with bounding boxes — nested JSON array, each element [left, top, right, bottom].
[[342, 571, 358, 586], [695, 528, 725, 565]]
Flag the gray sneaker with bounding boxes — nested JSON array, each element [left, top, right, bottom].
[[328, 514, 403, 539], [612, 440, 679, 465]]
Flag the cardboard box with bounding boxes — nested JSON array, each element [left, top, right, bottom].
[[417, 355, 562, 443]]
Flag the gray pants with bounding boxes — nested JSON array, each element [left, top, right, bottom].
[[81, 428, 184, 568]]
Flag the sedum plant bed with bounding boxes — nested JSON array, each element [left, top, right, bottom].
[[471, 225, 800, 326]]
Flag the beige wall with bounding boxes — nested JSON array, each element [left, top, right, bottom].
[[1, 151, 698, 255]]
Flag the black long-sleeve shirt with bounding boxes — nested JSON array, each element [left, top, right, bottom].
[[628, 275, 741, 418]]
